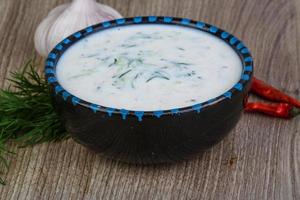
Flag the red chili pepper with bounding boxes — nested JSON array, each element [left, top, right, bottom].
[[245, 102, 300, 119], [251, 77, 300, 108]]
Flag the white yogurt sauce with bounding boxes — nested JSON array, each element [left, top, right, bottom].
[[56, 24, 243, 111]]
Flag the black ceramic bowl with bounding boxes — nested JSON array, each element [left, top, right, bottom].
[[45, 16, 253, 164]]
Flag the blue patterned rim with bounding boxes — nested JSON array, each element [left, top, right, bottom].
[[45, 16, 253, 121]]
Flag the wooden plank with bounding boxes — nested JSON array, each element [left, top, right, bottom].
[[0, 0, 299, 199]]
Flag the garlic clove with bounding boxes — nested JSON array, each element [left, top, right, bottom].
[[34, 0, 122, 57], [34, 4, 70, 57], [95, 4, 122, 20]]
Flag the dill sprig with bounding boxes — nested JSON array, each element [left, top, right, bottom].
[[0, 60, 68, 185]]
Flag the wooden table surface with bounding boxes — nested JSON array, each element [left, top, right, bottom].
[[0, 0, 299, 199]]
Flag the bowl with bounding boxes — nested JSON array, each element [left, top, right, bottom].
[[45, 16, 253, 164]]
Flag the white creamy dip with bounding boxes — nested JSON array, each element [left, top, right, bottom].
[[56, 24, 243, 111]]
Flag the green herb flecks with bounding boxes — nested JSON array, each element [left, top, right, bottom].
[[146, 75, 170, 82], [0, 60, 68, 185], [146, 71, 170, 83], [121, 44, 137, 48], [68, 68, 98, 80], [172, 62, 191, 66], [80, 53, 99, 58], [131, 72, 142, 89], [108, 58, 118, 67], [118, 69, 132, 79], [128, 58, 143, 67], [109, 57, 128, 69]]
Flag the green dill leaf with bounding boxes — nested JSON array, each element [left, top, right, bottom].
[[118, 69, 132, 79], [0, 59, 68, 185], [146, 75, 170, 83]]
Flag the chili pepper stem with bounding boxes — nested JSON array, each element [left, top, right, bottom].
[[290, 106, 300, 118]]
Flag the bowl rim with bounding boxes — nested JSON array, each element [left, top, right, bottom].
[[45, 16, 253, 121]]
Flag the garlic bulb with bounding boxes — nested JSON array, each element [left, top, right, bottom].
[[34, 0, 122, 57]]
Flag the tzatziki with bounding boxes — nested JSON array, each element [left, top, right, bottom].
[[56, 24, 243, 111]]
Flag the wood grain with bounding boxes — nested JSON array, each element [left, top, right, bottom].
[[0, 0, 299, 199]]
